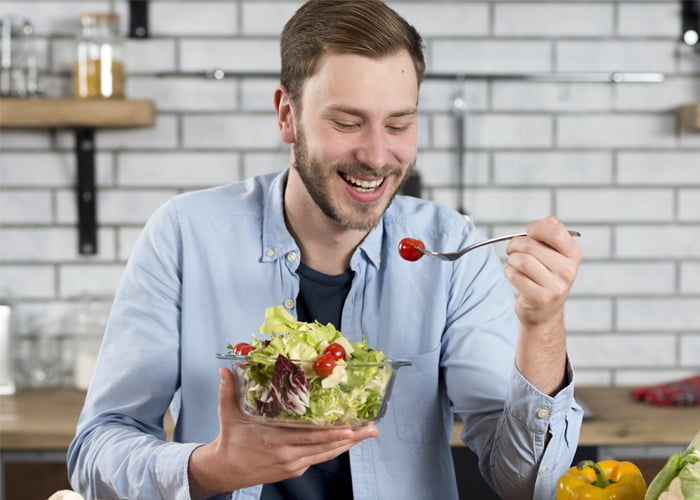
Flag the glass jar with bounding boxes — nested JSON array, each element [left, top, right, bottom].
[[74, 12, 125, 99]]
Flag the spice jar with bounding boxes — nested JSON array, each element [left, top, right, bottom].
[[74, 13, 124, 99]]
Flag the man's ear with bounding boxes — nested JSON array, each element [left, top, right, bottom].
[[274, 85, 296, 144]]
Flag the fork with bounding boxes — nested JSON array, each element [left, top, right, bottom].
[[415, 230, 581, 261]]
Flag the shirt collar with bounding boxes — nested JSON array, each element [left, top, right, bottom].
[[353, 216, 384, 271], [260, 168, 385, 270], [260, 169, 298, 263]]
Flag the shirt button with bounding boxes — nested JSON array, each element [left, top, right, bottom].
[[537, 409, 550, 419], [286, 251, 297, 261], [374, 256, 381, 265], [539, 466, 549, 474], [266, 249, 275, 257], [284, 299, 295, 310]]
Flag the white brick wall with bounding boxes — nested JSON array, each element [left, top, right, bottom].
[[118, 153, 241, 186], [150, 2, 239, 35], [618, 3, 680, 37], [557, 41, 676, 73], [432, 40, 552, 73], [392, 3, 489, 37], [127, 78, 239, 111], [619, 299, 700, 330], [1, 0, 699, 387], [494, 3, 615, 37]]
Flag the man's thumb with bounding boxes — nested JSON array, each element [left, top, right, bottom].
[[218, 366, 244, 424]]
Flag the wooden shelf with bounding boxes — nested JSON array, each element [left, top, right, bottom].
[[0, 98, 155, 254], [0, 98, 154, 128], [680, 104, 700, 131]]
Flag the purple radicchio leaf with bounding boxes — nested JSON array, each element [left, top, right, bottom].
[[270, 354, 310, 416], [254, 385, 281, 418]]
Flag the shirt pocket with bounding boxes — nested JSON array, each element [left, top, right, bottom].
[[390, 345, 442, 444]]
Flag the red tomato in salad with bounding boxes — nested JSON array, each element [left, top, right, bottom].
[[324, 342, 346, 361], [232, 342, 255, 355], [313, 354, 336, 377], [398, 237, 425, 261]]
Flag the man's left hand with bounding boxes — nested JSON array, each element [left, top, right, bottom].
[[504, 216, 582, 328]]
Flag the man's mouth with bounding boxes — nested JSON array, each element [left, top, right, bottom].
[[340, 173, 384, 192]]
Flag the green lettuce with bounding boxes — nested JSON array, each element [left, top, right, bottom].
[[229, 305, 392, 426]]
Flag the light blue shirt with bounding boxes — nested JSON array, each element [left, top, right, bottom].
[[68, 169, 582, 500]]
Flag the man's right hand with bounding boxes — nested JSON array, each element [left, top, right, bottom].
[[188, 367, 379, 499]]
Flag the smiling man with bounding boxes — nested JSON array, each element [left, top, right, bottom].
[[279, 50, 419, 274], [68, 2, 583, 500]]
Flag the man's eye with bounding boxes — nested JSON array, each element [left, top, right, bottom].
[[387, 123, 411, 133], [335, 121, 357, 130]]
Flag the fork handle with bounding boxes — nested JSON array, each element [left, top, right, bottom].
[[467, 230, 581, 253]]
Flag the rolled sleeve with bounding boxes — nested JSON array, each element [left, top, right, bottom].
[[155, 442, 203, 500], [506, 359, 583, 499]]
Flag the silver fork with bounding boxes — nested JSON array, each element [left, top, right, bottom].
[[415, 230, 581, 261]]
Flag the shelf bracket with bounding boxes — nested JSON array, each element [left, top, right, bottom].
[[75, 128, 97, 255], [682, 0, 700, 48], [129, 0, 149, 39]]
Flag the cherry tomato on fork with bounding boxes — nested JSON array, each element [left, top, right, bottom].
[[398, 238, 425, 261]]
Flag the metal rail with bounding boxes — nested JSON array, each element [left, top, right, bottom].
[[155, 70, 665, 84]]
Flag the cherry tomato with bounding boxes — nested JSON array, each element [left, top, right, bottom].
[[232, 342, 255, 355], [313, 354, 336, 377], [324, 342, 346, 361], [398, 237, 425, 261]]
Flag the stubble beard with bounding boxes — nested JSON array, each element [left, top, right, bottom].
[[292, 127, 414, 232]]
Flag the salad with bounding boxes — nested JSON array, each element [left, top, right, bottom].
[[223, 305, 404, 427]]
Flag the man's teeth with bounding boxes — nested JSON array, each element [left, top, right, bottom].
[[342, 173, 384, 192]]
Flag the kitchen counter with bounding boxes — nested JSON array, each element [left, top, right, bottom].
[[574, 385, 699, 447], [451, 386, 700, 447], [0, 389, 174, 451], [1, 387, 698, 451], [0, 389, 86, 450]]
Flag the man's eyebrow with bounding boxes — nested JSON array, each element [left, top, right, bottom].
[[324, 105, 418, 119]]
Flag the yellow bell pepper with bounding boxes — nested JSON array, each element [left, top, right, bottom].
[[556, 460, 647, 499]]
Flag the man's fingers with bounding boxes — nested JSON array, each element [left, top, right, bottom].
[[286, 423, 379, 446], [270, 427, 379, 474], [522, 216, 581, 258]]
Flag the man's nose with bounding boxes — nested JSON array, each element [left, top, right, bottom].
[[356, 128, 391, 169]]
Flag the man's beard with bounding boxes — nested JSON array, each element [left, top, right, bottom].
[[292, 127, 414, 232]]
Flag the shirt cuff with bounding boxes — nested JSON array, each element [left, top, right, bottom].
[[506, 358, 577, 434], [154, 441, 202, 500]]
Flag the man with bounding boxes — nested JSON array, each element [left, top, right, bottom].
[[68, 1, 583, 499]]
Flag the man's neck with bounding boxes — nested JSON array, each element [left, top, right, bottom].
[[284, 174, 368, 275], [294, 232, 363, 275]]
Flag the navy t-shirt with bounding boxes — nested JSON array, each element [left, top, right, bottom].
[[260, 262, 355, 500]]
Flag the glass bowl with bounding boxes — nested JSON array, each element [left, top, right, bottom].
[[217, 352, 411, 428]]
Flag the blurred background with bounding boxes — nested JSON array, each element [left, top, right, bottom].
[[2, 0, 698, 390], [0, 1, 699, 497]]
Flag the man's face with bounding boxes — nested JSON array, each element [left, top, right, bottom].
[[290, 51, 419, 231]]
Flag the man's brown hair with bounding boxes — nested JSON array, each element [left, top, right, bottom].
[[280, 0, 425, 102]]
